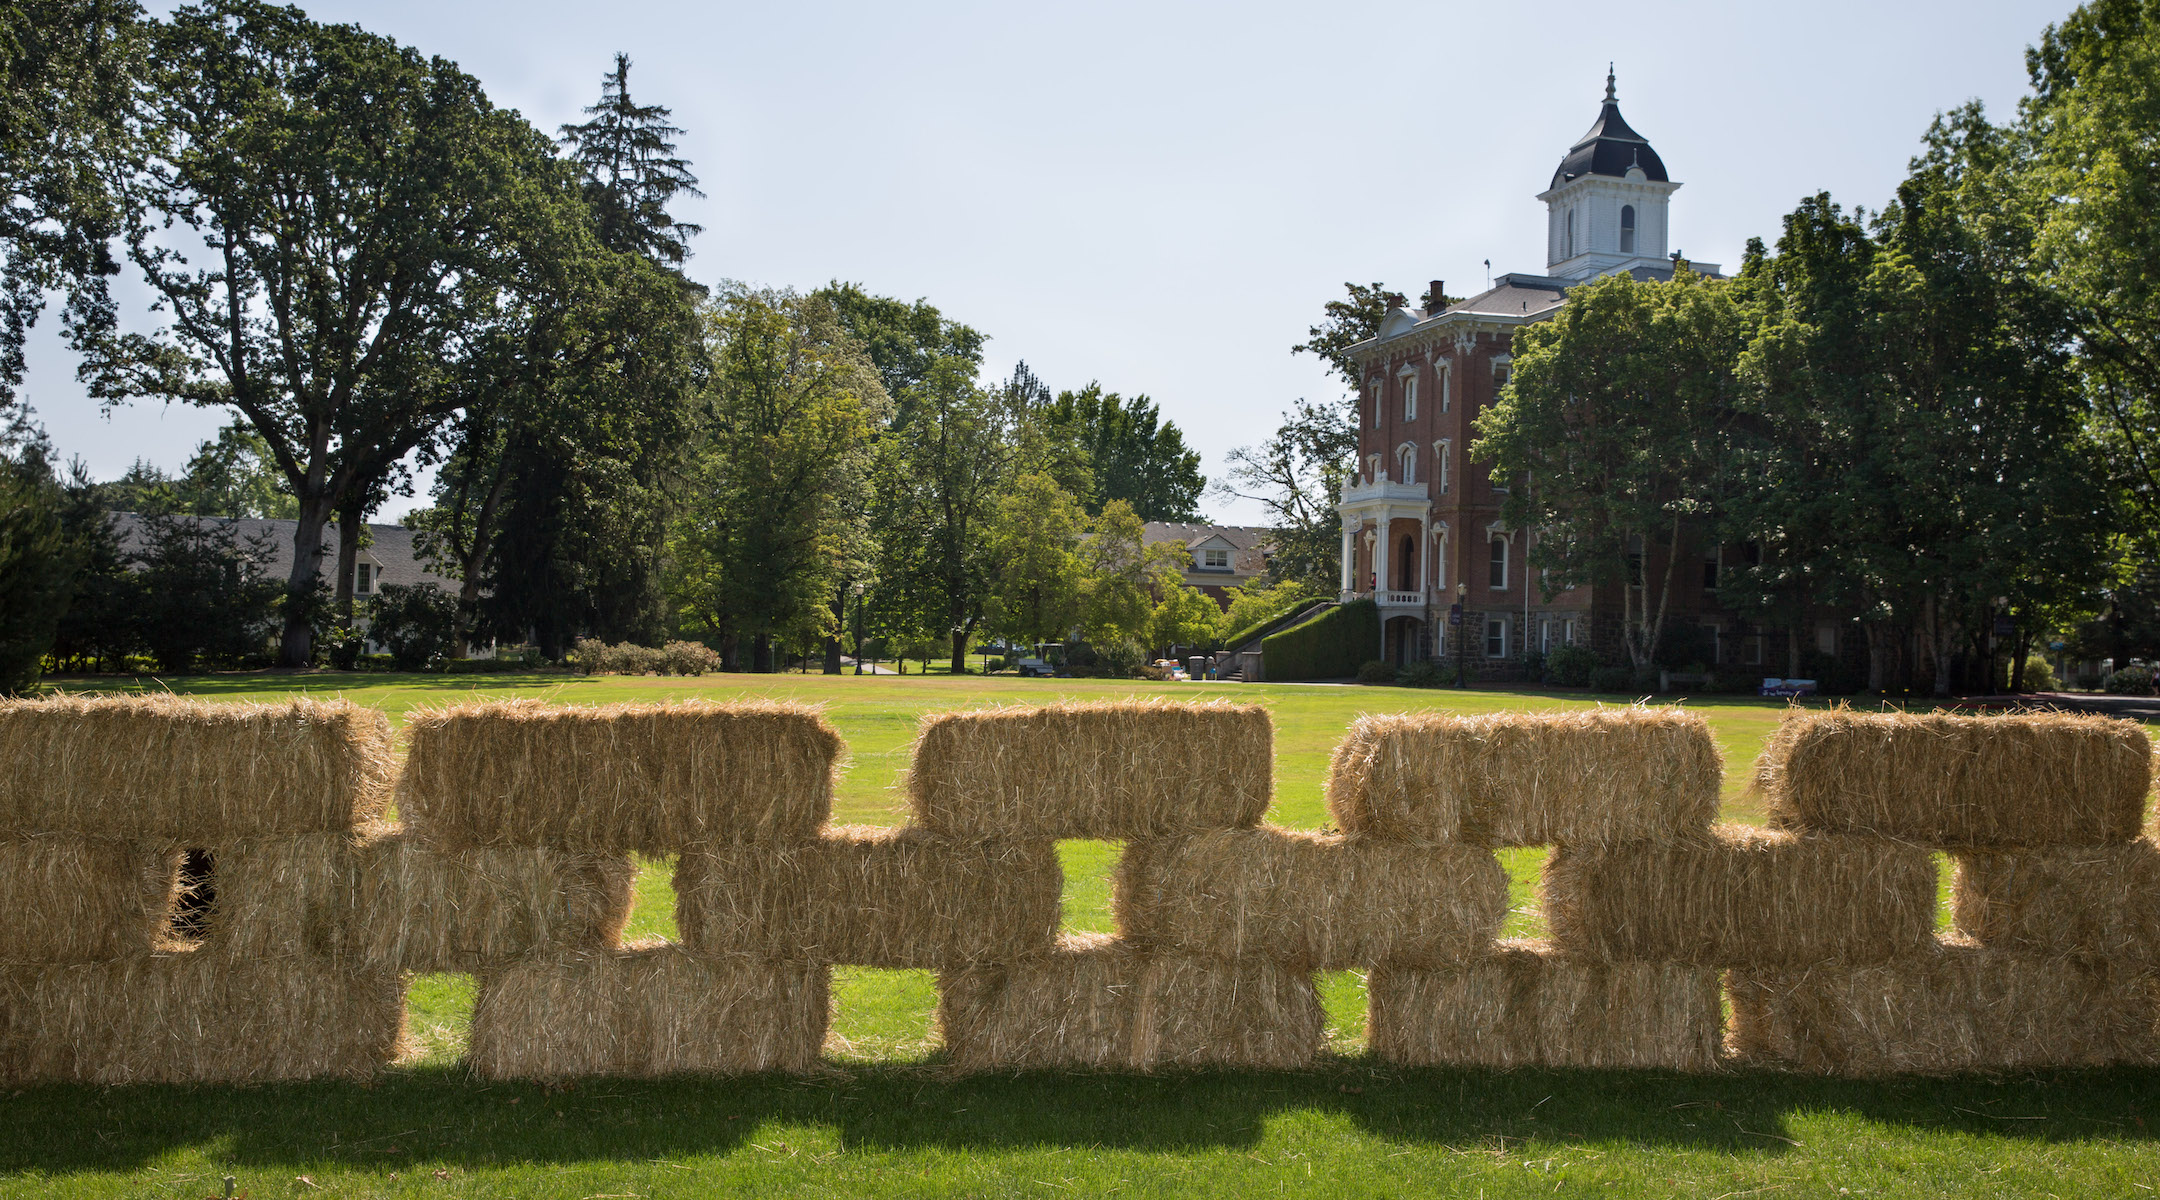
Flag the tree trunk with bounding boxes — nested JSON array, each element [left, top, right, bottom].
[[334, 499, 364, 632], [719, 629, 739, 673], [2011, 626, 2031, 692], [1864, 623, 1887, 693], [277, 496, 333, 667], [751, 632, 773, 674], [823, 584, 845, 675], [950, 627, 967, 675]]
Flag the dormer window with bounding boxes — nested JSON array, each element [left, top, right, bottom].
[[355, 562, 374, 596], [1199, 547, 1231, 571], [1620, 204, 1636, 254]]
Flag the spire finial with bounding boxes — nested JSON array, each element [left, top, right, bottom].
[[1605, 63, 1616, 103]]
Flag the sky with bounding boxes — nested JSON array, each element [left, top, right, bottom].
[[20, 0, 2081, 524]]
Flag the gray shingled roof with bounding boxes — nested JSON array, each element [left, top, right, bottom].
[[108, 513, 456, 592]]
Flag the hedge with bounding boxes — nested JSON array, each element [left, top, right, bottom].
[[1261, 599, 1379, 681]]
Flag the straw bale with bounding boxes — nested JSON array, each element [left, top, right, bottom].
[[467, 944, 828, 1079], [1367, 940, 1723, 1071], [1951, 841, 2160, 968], [675, 825, 1059, 967], [0, 950, 403, 1085], [0, 835, 177, 963], [936, 933, 1323, 1072], [399, 699, 842, 852], [0, 694, 394, 838], [1113, 828, 1505, 969], [355, 831, 636, 974], [1728, 938, 2160, 1074], [1325, 708, 1720, 847], [194, 831, 367, 961], [908, 701, 1272, 839], [1545, 825, 1938, 967], [1757, 711, 2151, 847]]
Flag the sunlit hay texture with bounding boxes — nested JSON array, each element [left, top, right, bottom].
[[192, 831, 367, 961], [0, 836, 178, 964], [908, 701, 1272, 839], [1366, 939, 1723, 1071], [1113, 828, 1506, 970], [466, 944, 829, 1080], [1325, 708, 1721, 847], [0, 695, 394, 838], [937, 932, 1324, 1072], [1728, 936, 2160, 1074], [1951, 841, 2160, 968], [675, 824, 1060, 968], [1544, 825, 1940, 967], [398, 699, 842, 853], [0, 951, 403, 1085], [355, 830, 637, 974], [1757, 711, 2151, 847]]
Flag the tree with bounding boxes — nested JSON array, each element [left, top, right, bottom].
[[173, 419, 296, 518], [1475, 270, 1745, 669], [871, 356, 1016, 672], [1038, 383, 1206, 520], [1217, 396, 1358, 590], [557, 52, 702, 269], [0, 448, 77, 692], [1291, 281, 1401, 389], [74, 0, 583, 665], [1149, 583, 1224, 652], [983, 470, 1088, 650], [812, 282, 985, 411], [671, 289, 886, 671], [1, 0, 139, 437], [1080, 500, 1180, 647], [124, 510, 281, 673]]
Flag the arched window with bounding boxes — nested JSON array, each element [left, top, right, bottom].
[[1397, 534, 1417, 592], [1489, 535, 1509, 590], [1620, 204, 1636, 253], [1396, 443, 1416, 485], [1434, 439, 1451, 495], [1402, 373, 1417, 420]]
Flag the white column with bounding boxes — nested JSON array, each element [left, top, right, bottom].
[[1339, 522, 1357, 599], [1418, 512, 1431, 601], [1372, 511, 1392, 599]]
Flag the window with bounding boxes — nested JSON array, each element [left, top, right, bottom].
[[1816, 622, 1838, 656], [1747, 635, 1765, 666], [1567, 209, 1577, 258], [1620, 204, 1636, 254], [1702, 552, 1719, 591], [1489, 536, 1509, 590], [1702, 624, 1722, 663], [1563, 617, 1577, 646], [1396, 443, 1416, 485], [1486, 617, 1508, 658], [1402, 374, 1417, 421], [1439, 364, 1451, 412], [1540, 618, 1553, 652], [1435, 439, 1451, 495], [1433, 535, 1447, 590], [1492, 359, 1511, 391], [1199, 548, 1230, 571], [355, 561, 373, 596]]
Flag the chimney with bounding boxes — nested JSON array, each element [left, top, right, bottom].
[[1426, 280, 1446, 311]]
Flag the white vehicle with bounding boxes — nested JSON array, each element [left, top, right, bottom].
[[1015, 657, 1055, 677]]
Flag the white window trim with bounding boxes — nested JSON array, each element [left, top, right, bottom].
[[1396, 441, 1416, 486], [1439, 362, 1451, 413], [1485, 616, 1509, 659], [1198, 547, 1231, 571], [355, 561, 375, 596], [1489, 535, 1510, 591], [1399, 367, 1418, 421], [1366, 454, 1381, 483], [1434, 439, 1451, 495]]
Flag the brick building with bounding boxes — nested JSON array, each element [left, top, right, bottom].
[[1334, 71, 1796, 679]]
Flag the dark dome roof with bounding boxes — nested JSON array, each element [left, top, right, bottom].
[[1549, 73, 1668, 190]]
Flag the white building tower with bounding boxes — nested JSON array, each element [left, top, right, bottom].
[[1538, 68, 1689, 282]]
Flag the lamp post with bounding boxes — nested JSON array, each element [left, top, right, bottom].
[[1452, 582, 1468, 689]]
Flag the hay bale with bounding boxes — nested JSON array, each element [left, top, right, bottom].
[[0, 836, 177, 963], [0, 695, 394, 838], [399, 699, 842, 852], [1113, 827, 1505, 969], [1757, 711, 2151, 847], [0, 951, 403, 1085], [356, 832, 636, 974], [1367, 940, 1723, 1071], [936, 933, 1323, 1072], [467, 944, 828, 1079], [1545, 825, 1939, 967], [1325, 708, 1720, 847], [1952, 841, 2160, 967], [195, 831, 367, 961], [1729, 937, 2160, 1074], [675, 825, 1059, 967], [908, 702, 1272, 839]]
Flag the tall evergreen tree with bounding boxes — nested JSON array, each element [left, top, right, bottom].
[[558, 53, 702, 268]]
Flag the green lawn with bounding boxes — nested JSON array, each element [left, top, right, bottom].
[[9, 670, 2157, 1198]]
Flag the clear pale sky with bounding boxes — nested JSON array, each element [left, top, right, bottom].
[[21, 0, 2079, 523]]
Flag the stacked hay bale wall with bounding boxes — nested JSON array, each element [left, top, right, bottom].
[[1340, 708, 1729, 1071], [915, 701, 1332, 1071], [402, 700, 843, 1079], [1735, 710, 2160, 1074], [0, 695, 403, 1084]]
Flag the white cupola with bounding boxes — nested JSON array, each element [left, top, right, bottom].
[[1537, 68, 1684, 283]]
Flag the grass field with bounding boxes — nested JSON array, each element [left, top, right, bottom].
[[7, 670, 2158, 1198]]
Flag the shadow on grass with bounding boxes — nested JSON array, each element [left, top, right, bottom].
[[4, 1061, 2154, 1175], [39, 672, 592, 696]]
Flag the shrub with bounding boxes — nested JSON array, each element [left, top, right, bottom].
[[1396, 660, 1446, 688], [1356, 659, 1396, 684], [572, 638, 668, 676], [1096, 638, 1148, 678], [368, 583, 459, 671], [1588, 664, 1634, 693], [2009, 654, 2057, 692], [1545, 644, 1597, 687], [2102, 666, 2155, 696], [1262, 599, 1379, 681], [1218, 580, 1321, 651], [661, 640, 721, 676]]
